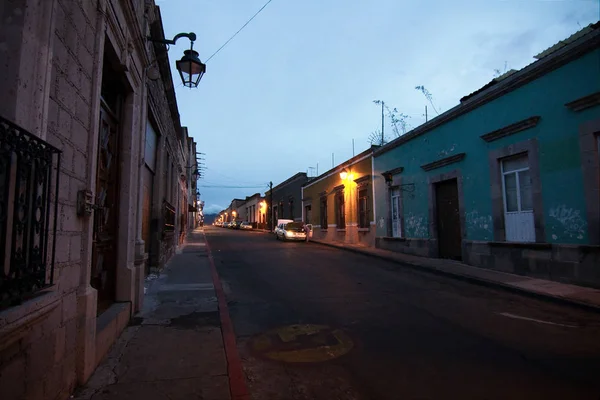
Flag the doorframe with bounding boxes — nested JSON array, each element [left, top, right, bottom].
[[428, 170, 466, 259], [389, 187, 402, 238], [92, 101, 123, 310], [488, 138, 545, 243], [580, 117, 600, 245], [384, 173, 405, 238]]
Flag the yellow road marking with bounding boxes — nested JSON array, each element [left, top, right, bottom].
[[250, 324, 354, 363]]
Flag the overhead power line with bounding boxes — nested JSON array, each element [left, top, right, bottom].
[[198, 184, 267, 189], [205, 0, 274, 63]]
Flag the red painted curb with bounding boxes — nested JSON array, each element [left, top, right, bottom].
[[203, 231, 250, 400]]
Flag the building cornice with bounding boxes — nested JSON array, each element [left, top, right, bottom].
[[480, 116, 541, 143], [421, 153, 466, 172], [565, 91, 600, 112]]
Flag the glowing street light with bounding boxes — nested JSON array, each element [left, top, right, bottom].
[[340, 168, 348, 180]]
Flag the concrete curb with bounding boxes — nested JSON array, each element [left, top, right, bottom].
[[203, 231, 250, 400], [310, 240, 600, 314]]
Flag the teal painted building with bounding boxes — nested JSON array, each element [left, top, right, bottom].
[[373, 24, 600, 287]]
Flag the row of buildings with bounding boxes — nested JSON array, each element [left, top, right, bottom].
[[0, 1, 203, 399], [219, 194, 269, 228], [223, 23, 600, 289]]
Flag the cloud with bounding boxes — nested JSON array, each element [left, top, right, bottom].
[[203, 203, 225, 214], [160, 1, 599, 209]]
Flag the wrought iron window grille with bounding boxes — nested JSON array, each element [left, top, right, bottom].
[[0, 116, 61, 310]]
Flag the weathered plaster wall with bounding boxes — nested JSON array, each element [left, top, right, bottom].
[[374, 48, 600, 246]]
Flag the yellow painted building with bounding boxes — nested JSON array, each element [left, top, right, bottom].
[[302, 146, 379, 246]]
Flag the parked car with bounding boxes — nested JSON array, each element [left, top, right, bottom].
[[275, 221, 307, 241], [231, 221, 242, 229], [273, 219, 294, 233], [215, 221, 223, 227], [240, 221, 253, 230], [222, 222, 231, 228]]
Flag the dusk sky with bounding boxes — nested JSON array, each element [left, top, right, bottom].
[[157, 0, 599, 214]]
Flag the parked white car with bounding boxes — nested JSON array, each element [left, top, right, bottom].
[[273, 219, 293, 233], [240, 221, 253, 230], [275, 221, 307, 241]]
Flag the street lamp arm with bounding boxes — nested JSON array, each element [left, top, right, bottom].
[[148, 32, 197, 46]]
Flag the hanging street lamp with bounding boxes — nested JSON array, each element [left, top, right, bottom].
[[148, 32, 206, 88]]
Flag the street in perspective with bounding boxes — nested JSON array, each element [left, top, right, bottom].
[[1, 0, 600, 400], [77, 226, 600, 399]]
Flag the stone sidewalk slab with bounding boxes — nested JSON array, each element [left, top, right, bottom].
[[309, 238, 600, 312], [73, 229, 231, 400]]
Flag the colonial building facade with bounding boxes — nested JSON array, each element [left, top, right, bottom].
[[266, 172, 310, 227], [373, 23, 600, 287], [243, 193, 266, 227], [0, 1, 198, 399], [302, 147, 378, 246]]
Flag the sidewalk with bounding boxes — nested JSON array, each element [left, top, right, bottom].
[[73, 229, 237, 400], [309, 238, 600, 312]]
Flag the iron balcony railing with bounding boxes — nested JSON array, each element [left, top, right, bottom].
[[0, 116, 61, 310]]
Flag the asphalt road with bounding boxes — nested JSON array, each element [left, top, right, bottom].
[[205, 226, 600, 400]]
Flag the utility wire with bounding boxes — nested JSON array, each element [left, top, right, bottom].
[[205, 0, 274, 63], [199, 184, 268, 189]]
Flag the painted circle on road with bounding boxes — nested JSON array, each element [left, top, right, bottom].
[[249, 324, 354, 363]]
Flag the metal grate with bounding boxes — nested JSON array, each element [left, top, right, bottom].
[[0, 116, 61, 309]]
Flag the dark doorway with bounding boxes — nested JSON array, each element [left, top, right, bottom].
[[142, 167, 154, 275], [435, 178, 462, 260], [91, 42, 124, 314], [92, 104, 121, 314], [305, 205, 312, 224]]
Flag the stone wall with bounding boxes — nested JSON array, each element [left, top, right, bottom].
[[0, 0, 188, 399], [313, 226, 377, 247], [375, 237, 435, 258], [463, 241, 600, 288], [0, 0, 98, 399]]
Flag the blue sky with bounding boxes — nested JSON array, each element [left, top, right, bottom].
[[157, 0, 599, 214]]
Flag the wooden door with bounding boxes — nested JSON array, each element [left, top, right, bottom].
[[91, 105, 120, 313], [435, 179, 462, 260]]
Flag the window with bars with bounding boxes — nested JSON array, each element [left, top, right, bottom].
[[358, 188, 369, 228], [335, 191, 345, 229], [0, 116, 61, 309], [319, 196, 327, 229]]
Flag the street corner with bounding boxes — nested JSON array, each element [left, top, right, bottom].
[[248, 324, 354, 363]]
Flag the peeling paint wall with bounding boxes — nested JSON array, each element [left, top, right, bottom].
[[548, 204, 587, 242], [404, 212, 428, 238], [373, 47, 600, 248], [465, 210, 493, 240]]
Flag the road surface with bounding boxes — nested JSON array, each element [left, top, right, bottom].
[[205, 226, 600, 400]]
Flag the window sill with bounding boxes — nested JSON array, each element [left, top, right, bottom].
[[381, 236, 407, 242], [0, 288, 60, 352], [488, 241, 550, 249]]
